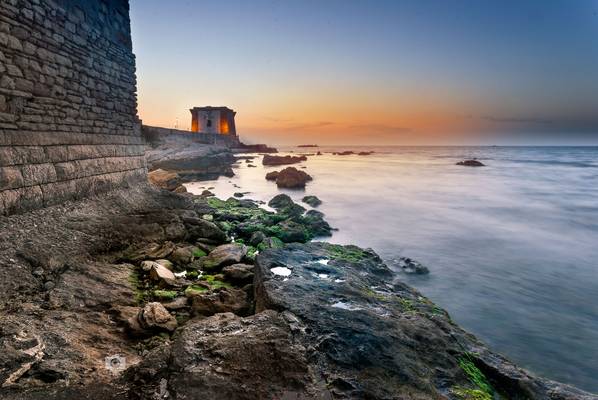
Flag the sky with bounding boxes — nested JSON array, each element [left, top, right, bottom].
[[130, 0, 598, 145]]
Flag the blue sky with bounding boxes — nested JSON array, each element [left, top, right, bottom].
[[130, 0, 598, 144]]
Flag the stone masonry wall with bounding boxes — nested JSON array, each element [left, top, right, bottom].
[[0, 0, 144, 215]]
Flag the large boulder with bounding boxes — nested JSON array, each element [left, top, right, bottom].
[[274, 167, 313, 189], [147, 169, 181, 191], [262, 154, 307, 166], [222, 263, 255, 285], [189, 287, 251, 317], [201, 243, 248, 271], [124, 312, 320, 399], [137, 302, 178, 332], [183, 216, 228, 243], [149, 264, 177, 287]]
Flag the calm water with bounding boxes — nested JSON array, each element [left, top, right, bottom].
[[186, 146, 598, 393]]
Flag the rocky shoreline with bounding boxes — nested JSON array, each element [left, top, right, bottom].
[[0, 179, 595, 399]]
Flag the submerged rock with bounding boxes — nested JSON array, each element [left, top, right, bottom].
[[302, 195, 322, 207], [396, 257, 430, 275], [457, 159, 485, 167], [262, 154, 307, 166]]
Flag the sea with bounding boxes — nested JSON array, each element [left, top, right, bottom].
[[186, 146, 598, 393]]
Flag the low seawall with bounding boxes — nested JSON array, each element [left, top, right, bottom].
[[141, 125, 240, 148]]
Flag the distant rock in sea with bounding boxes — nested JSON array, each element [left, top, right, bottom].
[[262, 154, 307, 166], [456, 159, 485, 167]]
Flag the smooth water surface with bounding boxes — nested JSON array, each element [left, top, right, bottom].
[[186, 146, 598, 392]]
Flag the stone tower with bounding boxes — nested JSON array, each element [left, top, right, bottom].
[[190, 106, 237, 136]]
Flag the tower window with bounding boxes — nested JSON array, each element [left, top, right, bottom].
[[207, 119, 212, 127]]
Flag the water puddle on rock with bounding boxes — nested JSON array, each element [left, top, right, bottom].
[[331, 301, 363, 311], [270, 266, 292, 277]]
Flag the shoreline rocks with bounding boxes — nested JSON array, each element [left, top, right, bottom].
[[0, 185, 594, 398]]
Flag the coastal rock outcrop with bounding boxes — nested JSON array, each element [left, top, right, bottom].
[[262, 154, 307, 166], [252, 242, 594, 400]]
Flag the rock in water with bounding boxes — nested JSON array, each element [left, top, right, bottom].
[[265, 171, 279, 181], [396, 257, 430, 274], [456, 159, 485, 167], [138, 302, 178, 332], [268, 194, 295, 209], [274, 167, 313, 189], [302, 195, 322, 207], [202, 243, 248, 271], [262, 154, 307, 166]]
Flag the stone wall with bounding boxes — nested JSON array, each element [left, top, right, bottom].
[[0, 0, 144, 215], [142, 125, 240, 148]]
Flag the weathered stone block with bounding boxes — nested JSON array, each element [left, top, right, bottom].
[[0, 166, 24, 190], [20, 163, 57, 186]]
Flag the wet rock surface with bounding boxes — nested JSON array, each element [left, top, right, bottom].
[[253, 242, 596, 400]]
